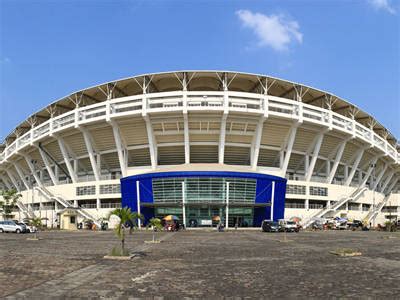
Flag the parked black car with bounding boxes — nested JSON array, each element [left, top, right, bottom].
[[261, 220, 280, 232]]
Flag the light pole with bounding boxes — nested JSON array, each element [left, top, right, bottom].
[[136, 181, 141, 228], [225, 181, 230, 229], [371, 163, 376, 227], [182, 181, 186, 229]]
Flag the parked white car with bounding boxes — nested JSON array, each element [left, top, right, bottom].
[[16, 221, 37, 233], [278, 219, 299, 232], [0, 220, 26, 233]]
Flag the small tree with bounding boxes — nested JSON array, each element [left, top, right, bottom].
[[148, 217, 163, 242], [0, 189, 21, 220], [109, 207, 142, 256], [29, 217, 43, 240]]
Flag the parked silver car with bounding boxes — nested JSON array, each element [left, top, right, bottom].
[[0, 220, 26, 233]]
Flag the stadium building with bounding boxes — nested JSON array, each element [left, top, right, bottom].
[[0, 71, 399, 228]]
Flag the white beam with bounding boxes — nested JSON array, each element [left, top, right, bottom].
[[381, 171, 394, 192], [0, 174, 12, 190], [183, 114, 190, 164], [23, 154, 42, 186], [6, 169, 20, 192], [14, 163, 30, 190], [80, 128, 100, 181], [326, 140, 346, 184], [345, 148, 364, 186], [361, 157, 378, 187], [373, 163, 388, 190], [110, 120, 127, 177], [281, 123, 298, 176], [218, 114, 228, 164], [38, 147, 59, 185], [386, 177, 398, 194], [305, 132, 324, 181], [144, 116, 157, 169], [57, 137, 78, 183], [251, 116, 266, 169]]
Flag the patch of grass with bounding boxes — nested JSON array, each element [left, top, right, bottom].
[[330, 248, 362, 257], [109, 246, 130, 257]]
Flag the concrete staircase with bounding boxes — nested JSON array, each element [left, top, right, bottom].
[[35, 186, 101, 227], [16, 200, 36, 219], [363, 193, 391, 225], [302, 186, 368, 228]]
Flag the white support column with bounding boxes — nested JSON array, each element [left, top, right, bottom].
[[14, 163, 30, 190], [0, 174, 12, 190], [327, 140, 346, 184], [251, 116, 265, 169], [80, 128, 100, 181], [225, 181, 230, 229], [6, 169, 20, 192], [270, 181, 275, 220], [281, 123, 298, 176], [373, 164, 388, 191], [381, 171, 394, 193], [386, 177, 398, 194], [73, 160, 78, 175], [183, 114, 190, 164], [344, 166, 349, 181], [144, 116, 157, 169], [110, 120, 127, 177], [345, 148, 364, 186], [38, 147, 58, 185], [96, 198, 101, 209], [361, 157, 378, 187], [23, 155, 42, 186], [57, 137, 78, 183], [326, 160, 331, 177], [218, 114, 227, 164], [136, 180, 141, 228], [305, 132, 324, 181], [304, 155, 309, 174]]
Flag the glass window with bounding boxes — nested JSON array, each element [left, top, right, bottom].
[[99, 184, 121, 194], [152, 177, 257, 203], [286, 185, 306, 195], [76, 186, 96, 196], [309, 186, 328, 196]]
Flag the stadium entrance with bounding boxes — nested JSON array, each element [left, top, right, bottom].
[[121, 171, 287, 227]]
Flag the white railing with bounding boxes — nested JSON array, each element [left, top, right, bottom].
[[1, 91, 399, 164]]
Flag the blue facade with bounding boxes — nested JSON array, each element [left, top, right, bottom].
[[120, 171, 286, 227]]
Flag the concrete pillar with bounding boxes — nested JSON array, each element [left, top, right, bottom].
[[96, 198, 101, 209], [305, 199, 309, 210], [74, 200, 78, 208]]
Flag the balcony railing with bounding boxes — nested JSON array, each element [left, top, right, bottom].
[[1, 91, 398, 165]]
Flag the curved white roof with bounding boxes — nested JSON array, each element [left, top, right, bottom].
[[2, 70, 398, 147]]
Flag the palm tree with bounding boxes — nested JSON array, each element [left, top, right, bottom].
[[28, 217, 44, 240], [0, 189, 22, 220], [147, 217, 163, 242], [109, 207, 143, 255]]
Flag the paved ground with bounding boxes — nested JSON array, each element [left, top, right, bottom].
[[0, 229, 399, 299]]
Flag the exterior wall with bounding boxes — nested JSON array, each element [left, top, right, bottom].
[[121, 171, 287, 226]]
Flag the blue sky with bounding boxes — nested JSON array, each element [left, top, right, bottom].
[[0, 0, 399, 141]]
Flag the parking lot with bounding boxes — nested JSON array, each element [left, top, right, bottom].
[[1, 229, 399, 298]]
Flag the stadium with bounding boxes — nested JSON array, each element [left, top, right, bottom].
[[0, 71, 399, 229]]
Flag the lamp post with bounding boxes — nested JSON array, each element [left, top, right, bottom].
[[226, 181, 230, 229], [371, 163, 376, 227], [182, 181, 186, 229], [136, 181, 141, 228]]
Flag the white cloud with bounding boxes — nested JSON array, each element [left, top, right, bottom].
[[368, 0, 396, 14], [236, 9, 303, 51]]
